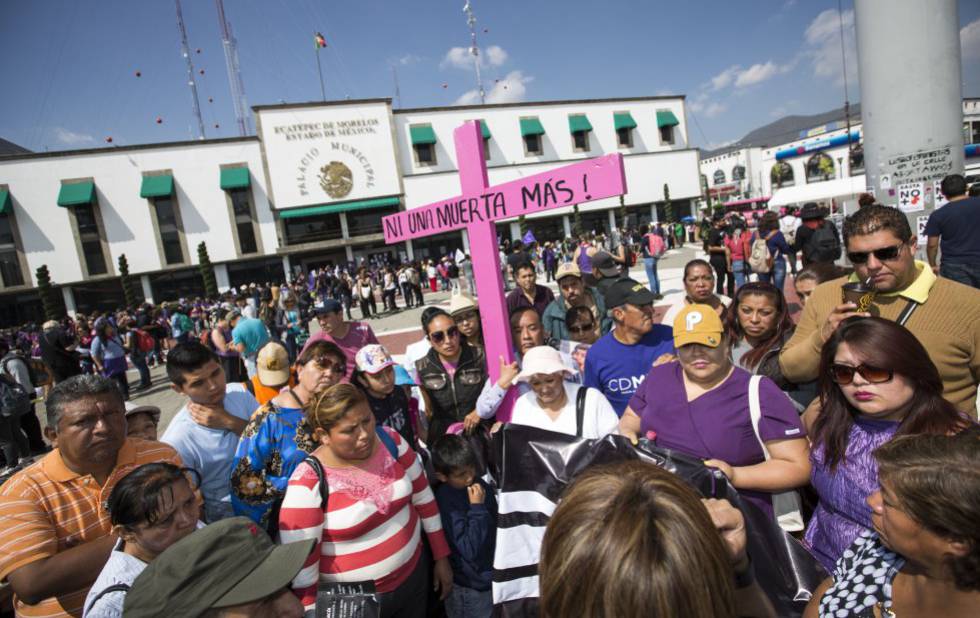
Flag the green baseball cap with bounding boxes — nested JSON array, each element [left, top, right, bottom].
[[123, 516, 314, 617]]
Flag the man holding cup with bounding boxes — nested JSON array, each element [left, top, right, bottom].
[[779, 205, 980, 416]]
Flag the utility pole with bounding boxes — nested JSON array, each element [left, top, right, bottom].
[[174, 0, 206, 140], [215, 0, 251, 136], [462, 1, 485, 104]]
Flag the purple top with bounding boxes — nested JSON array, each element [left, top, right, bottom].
[[576, 245, 593, 273], [804, 417, 899, 573], [628, 362, 805, 518]]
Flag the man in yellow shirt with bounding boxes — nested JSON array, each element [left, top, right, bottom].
[[780, 205, 980, 415]]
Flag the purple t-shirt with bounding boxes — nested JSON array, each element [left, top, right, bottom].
[[628, 362, 805, 518]]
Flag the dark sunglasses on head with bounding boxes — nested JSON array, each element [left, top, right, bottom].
[[846, 243, 904, 265], [313, 356, 345, 374], [568, 322, 596, 335], [829, 363, 893, 385], [429, 326, 460, 344]]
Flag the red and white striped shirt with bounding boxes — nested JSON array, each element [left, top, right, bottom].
[[279, 427, 450, 611]]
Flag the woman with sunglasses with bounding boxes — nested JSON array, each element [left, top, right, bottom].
[[660, 260, 732, 329], [565, 305, 600, 345], [230, 340, 347, 530], [83, 463, 201, 618], [725, 282, 816, 411], [415, 309, 488, 442], [804, 430, 980, 617], [803, 317, 967, 573]]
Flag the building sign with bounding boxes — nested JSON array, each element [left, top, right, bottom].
[[256, 101, 401, 210]]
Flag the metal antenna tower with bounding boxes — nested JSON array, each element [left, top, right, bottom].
[[462, 1, 485, 104], [216, 0, 251, 135], [391, 65, 402, 108], [174, 0, 206, 140]]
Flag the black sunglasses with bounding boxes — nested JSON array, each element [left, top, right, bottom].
[[429, 326, 460, 344], [846, 244, 904, 265], [568, 322, 596, 335], [313, 356, 346, 374], [829, 363, 894, 385]]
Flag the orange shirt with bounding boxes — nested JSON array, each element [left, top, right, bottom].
[[244, 373, 297, 406], [0, 439, 182, 617]]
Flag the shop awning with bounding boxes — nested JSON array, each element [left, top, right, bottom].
[[57, 181, 95, 207], [613, 112, 637, 130], [519, 117, 545, 136], [656, 110, 680, 128], [478, 120, 491, 139], [140, 175, 174, 198], [768, 175, 866, 208], [409, 125, 437, 145], [220, 167, 250, 190], [278, 196, 400, 219], [0, 188, 9, 215], [568, 114, 593, 133]]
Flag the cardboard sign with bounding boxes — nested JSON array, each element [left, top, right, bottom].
[[383, 121, 627, 422], [917, 215, 929, 246], [897, 182, 925, 213]]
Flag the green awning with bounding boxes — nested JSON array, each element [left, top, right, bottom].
[[140, 175, 173, 198], [614, 112, 637, 130], [568, 115, 593, 133], [479, 120, 491, 139], [409, 125, 437, 145], [279, 196, 401, 219], [220, 167, 250, 190], [656, 110, 680, 128], [0, 189, 9, 215], [519, 117, 545, 136], [57, 181, 95, 207]]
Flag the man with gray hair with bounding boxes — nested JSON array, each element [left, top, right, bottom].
[[0, 375, 183, 617]]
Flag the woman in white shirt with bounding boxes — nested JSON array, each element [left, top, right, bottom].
[[509, 346, 619, 439]]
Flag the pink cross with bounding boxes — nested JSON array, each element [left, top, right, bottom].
[[383, 120, 626, 421]]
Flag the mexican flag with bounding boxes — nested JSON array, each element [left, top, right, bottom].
[[314, 32, 327, 49]]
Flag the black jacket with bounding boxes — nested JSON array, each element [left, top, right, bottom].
[[416, 344, 487, 441]]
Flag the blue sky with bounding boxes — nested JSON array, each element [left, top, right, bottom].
[[2, 0, 978, 153]]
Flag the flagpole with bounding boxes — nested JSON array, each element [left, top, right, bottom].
[[314, 33, 326, 102]]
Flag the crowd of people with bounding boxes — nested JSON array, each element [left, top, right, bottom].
[[0, 173, 979, 617]]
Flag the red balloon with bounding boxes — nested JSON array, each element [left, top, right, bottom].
[[105, 136, 113, 143], [135, 71, 141, 77], [156, 117, 163, 124]]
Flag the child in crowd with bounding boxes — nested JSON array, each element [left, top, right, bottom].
[[353, 344, 420, 449], [124, 402, 161, 442], [161, 342, 259, 522], [432, 434, 497, 618]]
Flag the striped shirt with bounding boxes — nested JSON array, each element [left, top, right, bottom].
[[0, 439, 182, 618], [279, 428, 449, 612]]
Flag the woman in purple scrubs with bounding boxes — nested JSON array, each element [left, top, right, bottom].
[[803, 317, 966, 573], [619, 304, 810, 520]]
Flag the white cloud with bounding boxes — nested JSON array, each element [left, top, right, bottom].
[[804, 8, 858, 86], [455, 70, 531, 105], [441, 45, 508, 70], [734, 61, 780, 87], [703, 139, 736, 151], [54, 127, 95, 145], [962, 18, 980, 59], [710, 65, 740, 91], [702, 102, 726, 119], [396, 54, 421, 66]]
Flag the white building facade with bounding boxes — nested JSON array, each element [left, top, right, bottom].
[[0, 96, 700, 325]]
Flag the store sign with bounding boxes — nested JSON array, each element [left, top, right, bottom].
[[256, 102, 401, 209]]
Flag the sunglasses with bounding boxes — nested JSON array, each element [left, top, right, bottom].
[[846, 243, 904, 265], [429, 326, 460, 344], [568, 322, 596, 335], [829, 363, 894, 385], [313, 356, 346, 374]]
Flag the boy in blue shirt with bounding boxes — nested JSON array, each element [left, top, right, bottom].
[[432, 434, 497, 618], [161, 341, 259, 522]]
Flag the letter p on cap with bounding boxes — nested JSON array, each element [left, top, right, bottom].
[[685, 311, 703, 332]]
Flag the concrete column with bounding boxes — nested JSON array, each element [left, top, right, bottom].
[[607, 209, 617, 231], [281, 255, 292, 282], [509, 221, 521, 242], [651, 204, 658, 223], [562, 215, 572, 237], [61, 286, 77, 318], [855, 0, 964, 254], [214, 263, 230, 293], [339, 213, 350, 239], [405, 240, 415, 261], [461, 229, 471, 254], [140, 275, 154, 305], [345, 245, 354, 261]]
